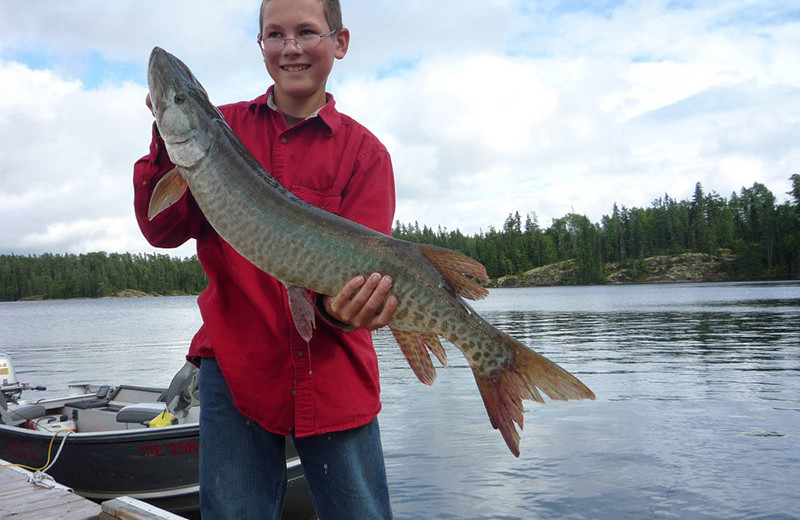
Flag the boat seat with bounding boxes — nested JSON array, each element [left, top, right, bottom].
[[4, 404, 46, 426], [116, 403, 167, 425], [61, 385, 112, 410], [161, 362, 198, 418], [94, 385, 111, 399], [66, 398, 110, 409]]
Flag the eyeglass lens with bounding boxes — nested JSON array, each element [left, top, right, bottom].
[[259, 30, 335, 52]]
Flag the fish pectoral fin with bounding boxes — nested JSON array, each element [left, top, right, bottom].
[[147, 167, 188, 221], [390, 328, 446, 386], [417, 243, 489, 300], [286, 286, 316, 343]]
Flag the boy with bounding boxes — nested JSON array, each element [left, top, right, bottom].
[[134, 0, 396, 518]]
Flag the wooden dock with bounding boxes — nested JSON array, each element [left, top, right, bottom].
[[0, 459, 185, 520]]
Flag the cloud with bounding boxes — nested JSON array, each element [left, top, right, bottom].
[[0, 0, 798, 254], [337, 1, 800, 230], [0, 59, 194, 256]]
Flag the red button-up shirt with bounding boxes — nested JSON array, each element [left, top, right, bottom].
[[133, 88, 396, 437]]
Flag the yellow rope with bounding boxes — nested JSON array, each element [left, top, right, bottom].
[[1, 428, 74, 471]]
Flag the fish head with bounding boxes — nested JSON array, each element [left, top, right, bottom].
[[148, 47, 220, 170]]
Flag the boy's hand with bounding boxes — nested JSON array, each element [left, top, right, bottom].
[[324, 273, 398, 331]]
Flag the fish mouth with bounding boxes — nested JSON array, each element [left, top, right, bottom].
[[166, 137, 192, 146], [148, 46, 207, 101]]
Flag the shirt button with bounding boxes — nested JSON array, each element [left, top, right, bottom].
[[291, 390, 296, 396], [281, 136, 288, 144], [297, 351, 304, 358]]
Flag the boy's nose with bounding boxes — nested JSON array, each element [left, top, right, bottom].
[[283, 39, 303, 54]]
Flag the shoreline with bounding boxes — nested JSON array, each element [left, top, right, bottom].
[[7, 251, 796, 303], [11, 277, 796, 304], [15, 289, 191, 302], [491, 251, 760, 288]]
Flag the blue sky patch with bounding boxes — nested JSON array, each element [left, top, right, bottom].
[[374, 57, 420, 80], [7, 48, 142, 88]]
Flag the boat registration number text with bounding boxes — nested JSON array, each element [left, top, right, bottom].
[[139, 441, 198, 457]]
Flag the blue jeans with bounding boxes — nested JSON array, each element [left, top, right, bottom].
[[199, 358, 392, 519]]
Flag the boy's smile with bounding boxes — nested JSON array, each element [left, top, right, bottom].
[[260, 0, 349, 118], [282, 64, 310, 72]]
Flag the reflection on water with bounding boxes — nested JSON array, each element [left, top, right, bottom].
[[0, 296, 201, 392], [376, 281, 800, 520], [1, 282, 799, 519]]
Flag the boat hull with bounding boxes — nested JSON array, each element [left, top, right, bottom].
[[0, 423, 312, 519]]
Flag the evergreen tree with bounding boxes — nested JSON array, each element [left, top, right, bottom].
[[4, 177, 797, 301]]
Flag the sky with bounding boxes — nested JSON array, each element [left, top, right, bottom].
[[1, 1, 799, 257]]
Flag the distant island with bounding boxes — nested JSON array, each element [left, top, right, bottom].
[[2, 176, 798, 301], [394, 177, 799, 286], [494, 251, 737, 287]]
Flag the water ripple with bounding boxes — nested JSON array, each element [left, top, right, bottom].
[[2, 283, 799, 519]]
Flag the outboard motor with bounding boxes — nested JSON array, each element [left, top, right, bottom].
[[0, 353, 22, 403], [0, 354, 46, 405], [0, 354, 48, 425]]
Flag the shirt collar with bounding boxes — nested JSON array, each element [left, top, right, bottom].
[[249, 86, 340, 135]]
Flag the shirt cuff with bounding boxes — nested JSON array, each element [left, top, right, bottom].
[[314, 293, 357, 332]]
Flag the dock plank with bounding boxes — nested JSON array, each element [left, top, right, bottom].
[[101, 497, 188, 520], [0, 459, 187, 520], [0, 459, 101, 520]]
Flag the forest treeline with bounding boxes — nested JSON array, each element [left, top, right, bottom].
[[393, 176, 800, 283], [2, 176, 798, 301], [0, 252, 208, 301]]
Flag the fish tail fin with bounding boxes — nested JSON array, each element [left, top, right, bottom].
[[472, 336, 595, 457]]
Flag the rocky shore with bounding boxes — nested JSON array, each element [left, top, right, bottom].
[[494, 251, 739, 287]]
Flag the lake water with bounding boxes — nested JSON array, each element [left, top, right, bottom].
[[1, 281, 798, 520]]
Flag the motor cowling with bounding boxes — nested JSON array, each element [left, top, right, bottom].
[[0, 353, 22, 401]]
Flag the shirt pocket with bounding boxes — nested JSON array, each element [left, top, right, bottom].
[[291, 185, 343, 215]]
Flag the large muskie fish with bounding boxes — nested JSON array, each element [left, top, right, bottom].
[[146, 47, 594, 456]]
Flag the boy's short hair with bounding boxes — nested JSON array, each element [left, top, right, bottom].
[[259, 0, 343, 33]]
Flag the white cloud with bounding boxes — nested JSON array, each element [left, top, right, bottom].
[[0, 60, 195, 256], [1, 0, 798, 253]]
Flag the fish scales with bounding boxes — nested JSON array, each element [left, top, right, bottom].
[[146, 47, 595, 456], [195, 136, 450, 330]]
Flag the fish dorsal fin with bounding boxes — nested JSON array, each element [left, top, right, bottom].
[[148, 167, 188, 221], [417, 243, 489, 300]]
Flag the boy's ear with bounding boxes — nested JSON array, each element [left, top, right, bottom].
[[335, 28, 350, 59]]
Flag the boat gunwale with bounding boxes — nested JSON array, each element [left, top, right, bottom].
[[0, 421, 200, 442]]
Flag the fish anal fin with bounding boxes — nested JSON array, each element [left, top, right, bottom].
[[148, 167, 188, 221], [471, 337, 595, 457], [287, 286, 316, 343], [417, 243, 489, 300], [421, 333, 447, 368], [390, 328, 447, 386]]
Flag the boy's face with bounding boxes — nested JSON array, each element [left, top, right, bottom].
[[260, 0, 349, 114]]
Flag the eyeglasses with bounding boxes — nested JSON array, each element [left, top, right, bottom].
[[257, 29, 337, 53]]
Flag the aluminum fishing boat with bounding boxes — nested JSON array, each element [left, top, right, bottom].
[[0, 354, 316, 519]]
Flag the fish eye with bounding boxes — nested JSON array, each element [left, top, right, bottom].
[[175, 93, 186, 104]]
